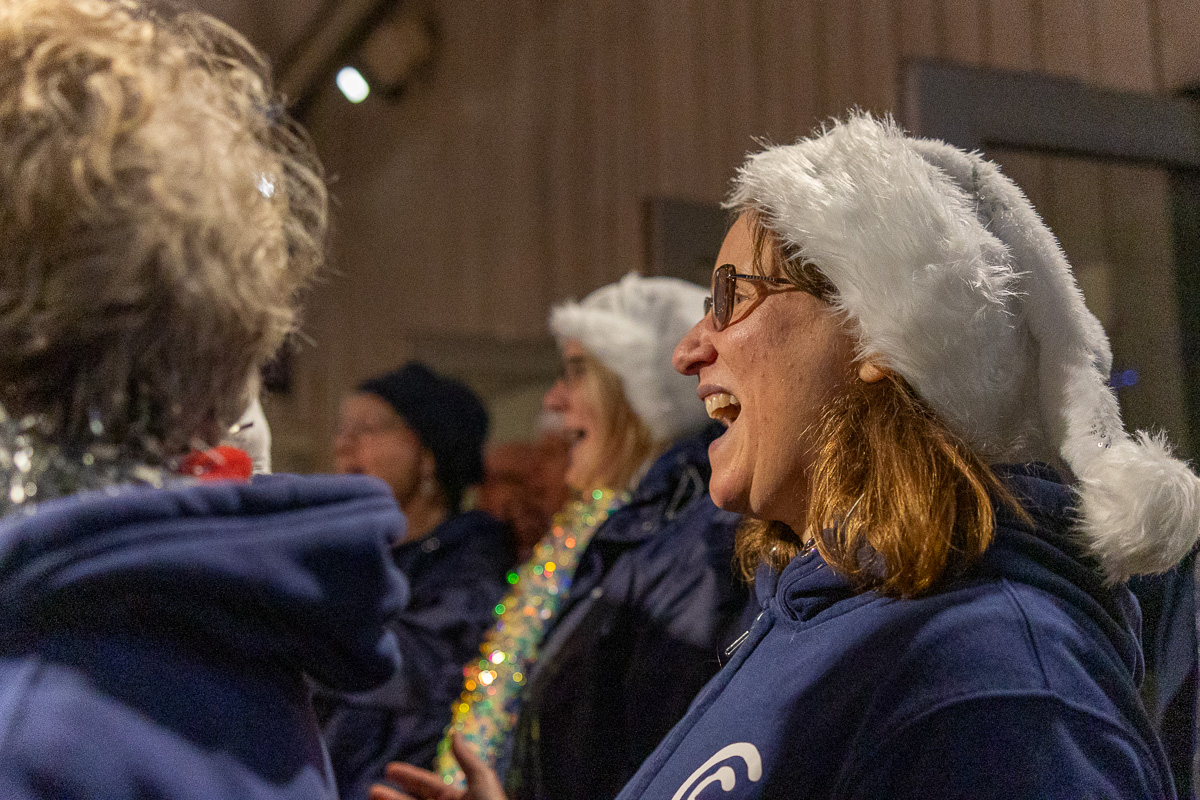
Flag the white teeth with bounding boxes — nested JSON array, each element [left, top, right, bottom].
[[704, 392, 741, 420]]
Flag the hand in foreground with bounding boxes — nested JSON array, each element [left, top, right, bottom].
[[368, 733, 507, 800]]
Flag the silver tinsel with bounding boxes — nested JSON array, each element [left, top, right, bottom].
[[0, 404, 173, 518]]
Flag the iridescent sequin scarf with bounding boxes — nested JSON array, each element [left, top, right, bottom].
[[435, 488, 625, 788]]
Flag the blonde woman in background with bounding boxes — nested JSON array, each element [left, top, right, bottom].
[[376, 275, 752, 800]]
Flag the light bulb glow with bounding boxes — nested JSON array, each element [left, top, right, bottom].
[[336, 66, 370, 103]]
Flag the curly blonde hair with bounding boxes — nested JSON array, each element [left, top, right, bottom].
[[0, 0, 326, 456]]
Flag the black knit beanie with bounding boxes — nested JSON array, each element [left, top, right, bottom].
[[358, 362, 488, 513]]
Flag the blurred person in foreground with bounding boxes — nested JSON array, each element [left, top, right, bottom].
[[375, 114, 1199, 800], [318, 363, 515, 799], [0, 1, 408, 798], [393, 274, 751, 800]]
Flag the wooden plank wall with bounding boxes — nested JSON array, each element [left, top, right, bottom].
[[266, 0, 1200, 471]]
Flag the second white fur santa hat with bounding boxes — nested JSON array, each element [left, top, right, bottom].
[[550, 274, 710, 443]]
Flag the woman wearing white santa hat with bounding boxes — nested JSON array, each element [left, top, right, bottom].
[[381, 113, 1195, 800], [422, 274, 750, 800]]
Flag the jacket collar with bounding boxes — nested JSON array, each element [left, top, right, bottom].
[[395, 509, 475, 557], [591, 423, 721, 545], [767, 548, 859, 623], [634, 423, 720, 501], [392, 509, 511, 570], [762, 463, 1138, 681]]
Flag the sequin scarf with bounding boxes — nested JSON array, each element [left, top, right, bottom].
[[435, 488, 625, 788]]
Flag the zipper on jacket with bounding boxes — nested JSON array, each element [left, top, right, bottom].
[[718, 629, 749, 666], [718, 610, 766, 666]]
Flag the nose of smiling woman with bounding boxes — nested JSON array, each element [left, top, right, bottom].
[[673, 318, 716, 378], [543, 378, 569, 413]]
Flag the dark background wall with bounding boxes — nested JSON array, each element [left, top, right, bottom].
[[193, 0, 1200, 472]]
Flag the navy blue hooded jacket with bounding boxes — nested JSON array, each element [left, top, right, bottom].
[[507, 424, 753, 800], [616, 465, 1174, 800], [0, 473, 408, 800], [317, 509, 515, 799]]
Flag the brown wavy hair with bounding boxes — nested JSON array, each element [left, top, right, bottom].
[[733, 213, 1027, 597], [0, 0, 326, 456]]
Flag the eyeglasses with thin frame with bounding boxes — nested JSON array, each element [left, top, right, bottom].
[[556, 354, 590, 386], [703, 263, 793, 331], [335, 419, 408, 442]]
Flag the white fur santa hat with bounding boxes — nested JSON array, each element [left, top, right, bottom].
[[549, 274, 710, 443], [729, 112, 1200, 582]]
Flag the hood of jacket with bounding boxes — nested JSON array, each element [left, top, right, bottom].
[[983, 464, 1144, 680], [0, 473, 409, 693], [757, 463, 1143, 682]]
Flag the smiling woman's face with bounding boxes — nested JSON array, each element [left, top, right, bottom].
[[673, 213, 856, 532], [542, 340, 609, 490]]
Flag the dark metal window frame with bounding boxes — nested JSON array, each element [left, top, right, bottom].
[[903, 60, 1200, 448]]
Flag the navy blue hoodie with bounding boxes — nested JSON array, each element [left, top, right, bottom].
[[0, 473, 408, 800], [616, 465, 1174, 799]]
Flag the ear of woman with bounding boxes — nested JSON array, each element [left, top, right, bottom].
[[857, 362, 889, 383]]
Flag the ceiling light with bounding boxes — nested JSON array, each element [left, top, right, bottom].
[[336, 66, 370, 103]]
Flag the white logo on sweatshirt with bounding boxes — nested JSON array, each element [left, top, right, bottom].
[[670, 742, 763, 800]]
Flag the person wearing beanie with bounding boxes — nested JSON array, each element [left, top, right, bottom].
[[318, 362, 516, 799], [376, 114, 1196, 800], [373, 275, 752, 800], [337, 361, 490, 538]]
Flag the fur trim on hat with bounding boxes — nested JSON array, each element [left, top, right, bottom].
[[549, 274, 710, 443], [729, 112, 1200, 582]]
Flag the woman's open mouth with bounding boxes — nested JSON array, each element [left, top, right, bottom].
[[704, 392, 741, 426]]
